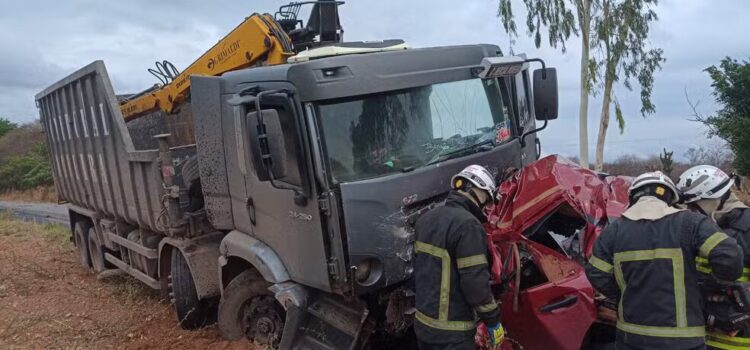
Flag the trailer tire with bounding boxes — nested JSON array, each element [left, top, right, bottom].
[[87, 228, 108, 273], [171, 248, 215, 330], [73, 221, 91, 269], [218, 270, 285, 347]]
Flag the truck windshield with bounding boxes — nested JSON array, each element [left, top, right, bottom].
[[316, 78, 512, 183]]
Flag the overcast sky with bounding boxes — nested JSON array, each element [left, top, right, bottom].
[[2, 0, 747, 160]]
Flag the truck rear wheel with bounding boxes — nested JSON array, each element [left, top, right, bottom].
[[87, 228, 107, 273], [218, 270, 285, 347], [73, 221, 91, 269], [170, 248, 215, 329]]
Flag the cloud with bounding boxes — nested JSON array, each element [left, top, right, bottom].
[[2, 0, 748, 160]]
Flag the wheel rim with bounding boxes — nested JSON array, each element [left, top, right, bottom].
[[242, 296, 285, 347]]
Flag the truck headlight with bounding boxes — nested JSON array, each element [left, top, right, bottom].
[[353, 258, 383, 286]]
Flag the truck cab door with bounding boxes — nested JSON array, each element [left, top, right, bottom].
[[232, 88, 333, 292]]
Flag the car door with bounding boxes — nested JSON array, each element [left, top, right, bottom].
[[500, 242, 598, 350]]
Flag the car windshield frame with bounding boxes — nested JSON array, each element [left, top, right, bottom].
[[314, 77, 514, 184]]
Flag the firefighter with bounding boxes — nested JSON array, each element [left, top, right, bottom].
[[586, 171, 744, 350], [678, 165, 750, 350], [413, 165, 504, 349]]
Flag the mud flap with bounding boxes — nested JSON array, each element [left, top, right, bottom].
[[279, 292, 369, 350]]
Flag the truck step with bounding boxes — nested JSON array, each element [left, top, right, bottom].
[[282, 293, 368, 350], [105, 232, 158, 259], [104, 253, 160, 289]]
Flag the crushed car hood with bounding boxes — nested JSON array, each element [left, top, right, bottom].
[[486, 155, 632, 258]]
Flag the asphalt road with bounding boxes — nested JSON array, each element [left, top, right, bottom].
[[0, 201, 68, 226]]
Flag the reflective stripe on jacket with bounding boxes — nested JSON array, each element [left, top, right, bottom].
[[707, 332, 750, 350], [585, 197, 744, 350], [413, 191, 500, 344]]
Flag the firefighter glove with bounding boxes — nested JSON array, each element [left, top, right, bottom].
[[487, 322, 505, 347]]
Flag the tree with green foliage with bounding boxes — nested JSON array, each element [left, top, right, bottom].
[[697, 57, 750, 175], [0, 117, 18, 138], [591, 0, 664, 171], [498, 0, 591, 168], [0, 121, 53, 192], [498, 0, 663, 170]]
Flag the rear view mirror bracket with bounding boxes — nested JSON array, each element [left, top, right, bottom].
[[520, 119, 548, 148], [246, 88, 308, 206]]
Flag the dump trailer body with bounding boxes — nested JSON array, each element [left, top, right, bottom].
[[35, 61, 195, 233], [35, 61, 222, 309], [37, 61, 160, 230]]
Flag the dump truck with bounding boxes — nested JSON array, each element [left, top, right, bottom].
[[35, 3, 560, 349]]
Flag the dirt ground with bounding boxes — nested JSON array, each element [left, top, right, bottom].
[[0, 216, 253, 350]]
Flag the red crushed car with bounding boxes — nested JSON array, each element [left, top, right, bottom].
[[477, 155, 632, 350]]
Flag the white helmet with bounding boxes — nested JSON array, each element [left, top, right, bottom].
[[451, 165, 497, 198], [629, 171, 680, 204], [677, 165, 733, 203]]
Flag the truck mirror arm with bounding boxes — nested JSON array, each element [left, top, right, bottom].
[[520, 119, 548, 148], [253, 89, 309, 207]]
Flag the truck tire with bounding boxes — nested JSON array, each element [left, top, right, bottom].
[[73, 221, 91, 269], [218, 270, 285, 347], [87, 227, 108, 273], [170, 248, 215, 329]]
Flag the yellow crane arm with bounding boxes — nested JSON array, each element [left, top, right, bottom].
[[120, 13, 295, 121]]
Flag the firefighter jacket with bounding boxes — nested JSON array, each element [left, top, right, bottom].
[[413, 191, 500, 344], [715, 197, 750, 280], [702, 198, 750, 350], [586, 196, 744, 350]]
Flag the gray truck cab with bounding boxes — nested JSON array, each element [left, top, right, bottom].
[[192, 43, 558, 347]]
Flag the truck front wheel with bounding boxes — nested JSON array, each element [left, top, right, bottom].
[[218, 270, 285, 347], [170, 248, 216, 329], [73, 221, 91, 269]]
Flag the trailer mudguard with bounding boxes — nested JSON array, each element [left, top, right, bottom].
[[218, 230, 291, 285], [158, 232, 224, 300]]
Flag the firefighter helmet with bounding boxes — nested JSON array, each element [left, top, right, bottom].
[[677, 165, 733, 204], [629, 171, 680, 205], [451, 165, 497, 199]]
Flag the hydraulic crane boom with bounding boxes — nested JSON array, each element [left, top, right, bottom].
[[120, 1, 343, 121]]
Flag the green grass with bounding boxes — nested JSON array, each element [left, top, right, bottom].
[[39, 223, 71, 249], [0, 212, 70, 249]]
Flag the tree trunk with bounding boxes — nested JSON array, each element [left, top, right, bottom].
[[578, 0, 592, 169], [595, 77, 614, 171]]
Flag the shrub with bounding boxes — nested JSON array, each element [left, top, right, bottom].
[[0, 144, 53, 191]]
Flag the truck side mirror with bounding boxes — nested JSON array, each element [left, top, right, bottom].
[[247, 108, 288, 181], [533, 68, 558, 120]]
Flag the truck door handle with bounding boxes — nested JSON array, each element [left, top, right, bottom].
[[539, 295, 578, 313]]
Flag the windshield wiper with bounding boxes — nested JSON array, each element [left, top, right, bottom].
[[425, 139, 495, 167]]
